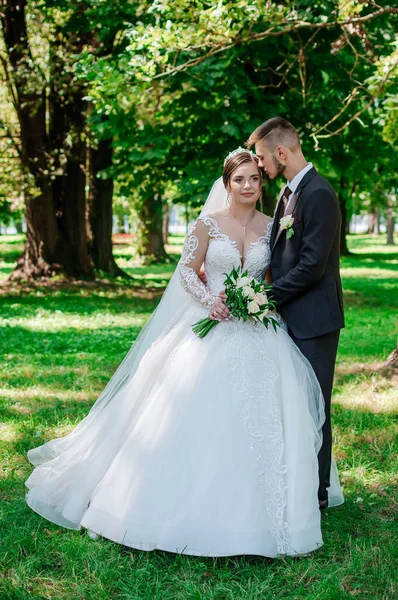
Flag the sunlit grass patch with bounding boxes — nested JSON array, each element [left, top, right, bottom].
[[347, 234, 398, 255], [334, 365, 397, 413], [341, 266, 397, 279], [0, 421, 23, 442], [0, 386, 94, 405]]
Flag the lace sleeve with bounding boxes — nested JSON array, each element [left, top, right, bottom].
[[178, 219, 216, 307]]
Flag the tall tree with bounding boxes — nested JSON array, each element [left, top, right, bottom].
[[0, 0, 129, 279], [63, 0, 136, 274], [0, 1, 93, 278], [1, 1, 54, 277]]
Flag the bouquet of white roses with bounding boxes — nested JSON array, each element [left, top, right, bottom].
[[192, 267, 279, 338]]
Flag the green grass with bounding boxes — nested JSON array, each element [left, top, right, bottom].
[[0, 233, 397, 600]]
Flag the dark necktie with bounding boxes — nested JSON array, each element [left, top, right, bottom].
[[280, 186, 292, 219]]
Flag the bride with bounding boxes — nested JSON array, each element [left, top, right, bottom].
[[26, 148, 343, 558]]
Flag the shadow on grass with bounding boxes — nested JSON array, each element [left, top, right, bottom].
[[0, 292, 160, 319], [342, 281, 398, 307], [0, 322, 144, 351], [342, 252, 398, 269]]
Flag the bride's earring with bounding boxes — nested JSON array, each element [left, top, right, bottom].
[[227, 192, 232, 206], [258, 191, 264, 212]]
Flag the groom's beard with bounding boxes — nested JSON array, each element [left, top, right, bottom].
[[272, 154, 286, 178]]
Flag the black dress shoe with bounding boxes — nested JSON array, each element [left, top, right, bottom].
[[319, 499, 328, 510]]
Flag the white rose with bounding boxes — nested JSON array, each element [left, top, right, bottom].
[[242, 285, 256, 299], [255, 292, 267, 305], [279, 215, 294, 230], [236, 276, 252, 288], [247, 300, 260, 314]]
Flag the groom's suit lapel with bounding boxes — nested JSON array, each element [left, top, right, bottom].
[[272, 190, 301, 251], [269, 188, 285, 249], [272, 167, 318, 252]]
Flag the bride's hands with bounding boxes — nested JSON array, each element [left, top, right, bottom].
[[209, 295, 229, 320]]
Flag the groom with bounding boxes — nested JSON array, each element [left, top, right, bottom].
[[248, 117, 345, 509]]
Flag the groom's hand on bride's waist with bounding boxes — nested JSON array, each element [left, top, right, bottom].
[[198, 268, 207, 284]]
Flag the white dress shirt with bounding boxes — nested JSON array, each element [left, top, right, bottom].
[[285, 162, 313, 209]]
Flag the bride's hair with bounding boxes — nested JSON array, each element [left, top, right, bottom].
[[222, 151, 264, 187]]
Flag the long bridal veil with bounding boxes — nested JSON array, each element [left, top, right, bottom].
[[27, 178, 229, 467]]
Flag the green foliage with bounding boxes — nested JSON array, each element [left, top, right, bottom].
[[75, 0, 398, 219], [0, 0, 397, 258]]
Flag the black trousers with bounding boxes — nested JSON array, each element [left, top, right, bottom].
[[288, 329, 340, 502]]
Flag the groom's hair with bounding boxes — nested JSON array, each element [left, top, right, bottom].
[[247, 117, 300, 151]]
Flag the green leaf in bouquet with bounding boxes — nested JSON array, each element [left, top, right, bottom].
[[271, 318, 280, 332]]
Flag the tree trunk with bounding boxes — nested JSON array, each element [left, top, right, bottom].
[[58, 133, 93, 277], [2, 0, 60, 279], [337, 175, 350, 256], [380, 344, 398, 377], [14, 219, 23, 234], [2, 2, 94, 279], [88, 138, 127, 276], [386, 196, 395, 246], [136, 191, 168, 263], [162, 203, 170, 246], [383, 345, 398, 369], [338, 195, 350, 256], [367, 210, 380, 235], [11, 187, 58, 280], [48, 32, 93, 278], [185, 202, 189, 233]]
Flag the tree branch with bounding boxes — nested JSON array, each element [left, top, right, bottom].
[[311, 59, 398, 145], [0, 53, 22, 120], [154, 6, 398, 79]]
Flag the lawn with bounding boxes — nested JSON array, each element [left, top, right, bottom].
[[0, 234, 397, 600]]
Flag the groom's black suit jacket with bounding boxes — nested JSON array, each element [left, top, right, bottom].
[[270, 167, 345, 340]]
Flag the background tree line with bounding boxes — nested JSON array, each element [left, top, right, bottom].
[[0, 0, 397, 280]]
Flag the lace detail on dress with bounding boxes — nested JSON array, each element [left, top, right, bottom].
[[265, 220, 273, 244], [198, 215, 272, 297], [178, 221, 216, 307], [223, 317, 290, 555], [179, 215, 290, 551], [199, 215, 236, 246]]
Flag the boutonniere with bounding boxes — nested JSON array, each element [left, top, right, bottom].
[[279, 215, 295, 239]]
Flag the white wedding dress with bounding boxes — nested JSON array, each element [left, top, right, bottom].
[[26, 204, 343, 558]]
